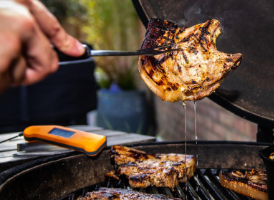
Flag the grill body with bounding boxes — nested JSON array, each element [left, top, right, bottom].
[[0, 142, 268, 200]]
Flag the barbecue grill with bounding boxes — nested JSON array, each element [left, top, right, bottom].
[[0, 142, 269, 199], [0, 0, 274, 199]]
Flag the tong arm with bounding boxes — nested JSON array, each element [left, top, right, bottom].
[[55, 44, 177, 62]]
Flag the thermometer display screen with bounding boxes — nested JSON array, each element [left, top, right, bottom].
[[48, 128, 75, 138]]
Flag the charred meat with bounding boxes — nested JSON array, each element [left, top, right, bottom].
[[219, 169, 267, 200], [138, 18, 242, 102], [268, 152, 274, 160], [77, 187, 181, 200], [107, 146, 196, 189]]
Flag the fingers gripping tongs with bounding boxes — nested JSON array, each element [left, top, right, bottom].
[[55, 44, 177, 62]]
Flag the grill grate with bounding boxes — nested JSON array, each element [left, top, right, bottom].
[[60, 169, 255, 200]]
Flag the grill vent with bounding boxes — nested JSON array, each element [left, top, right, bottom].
[[60, 169, 254, 200]]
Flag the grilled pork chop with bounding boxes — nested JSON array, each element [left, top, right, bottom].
[[138, 18, 242, 102], [219, 169, 268, 200], [107, 146, 196, 189], [77, 187, 180, 200], [268, 152, 274, 160]]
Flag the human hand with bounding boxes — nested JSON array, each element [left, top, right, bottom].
[[0, 0, 85, 93]]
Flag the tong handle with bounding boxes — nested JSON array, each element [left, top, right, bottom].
[[90, 50, 141, 56], [54, 44, 91, 62]]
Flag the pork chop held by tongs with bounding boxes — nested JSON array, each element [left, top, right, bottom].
[[138, 18, 242, 102]]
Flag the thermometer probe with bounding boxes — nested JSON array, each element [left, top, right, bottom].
[[0, 125, 106, 156]]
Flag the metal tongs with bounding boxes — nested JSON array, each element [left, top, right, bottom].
[[56, 44, 178, 62]]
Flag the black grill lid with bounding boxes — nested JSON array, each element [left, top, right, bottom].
[[133, 0, 274, 127]]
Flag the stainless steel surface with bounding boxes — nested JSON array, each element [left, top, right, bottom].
[[0, 126, 155, 171], [90, 46, 180, 56]]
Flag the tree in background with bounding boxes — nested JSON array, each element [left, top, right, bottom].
[[42, 0, 142, 90], [81, 0, 141, 90], [41, 0, 87, 23]]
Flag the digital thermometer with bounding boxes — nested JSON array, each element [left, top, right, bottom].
[[23, 125, 106, 156]]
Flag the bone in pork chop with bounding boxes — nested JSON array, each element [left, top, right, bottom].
[[77, 187, 181, 200], [138, 18, 242, 102], [107, 146, 196, 190], [219, 169, 267, 200]]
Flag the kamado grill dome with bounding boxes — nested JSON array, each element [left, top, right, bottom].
[[0, 1, 274, 200]]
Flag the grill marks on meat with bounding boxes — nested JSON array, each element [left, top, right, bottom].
[[107, 146, 196, 189], [219, 169, 268, 200], [268, 152, 274, 160], [77, 187, 181, 200], [138, 18, 243, 102]]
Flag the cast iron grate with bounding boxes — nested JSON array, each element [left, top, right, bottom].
[[60, 169, 255, 200]]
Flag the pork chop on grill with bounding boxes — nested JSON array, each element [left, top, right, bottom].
[[219, 169, 267, 200], [107, 145, 196, 189], [77, 187, 181, 200], [268, 152, 274, 160], [138, 18, 242, 102]]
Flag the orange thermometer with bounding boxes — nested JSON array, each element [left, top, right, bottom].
[[23, 125, 106, 156]]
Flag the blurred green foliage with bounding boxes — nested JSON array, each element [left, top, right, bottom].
[[80, 0, 139, 51], [40, 0, 87, 22], [81, 0, 140, 91], [42, 0, 141, 91]]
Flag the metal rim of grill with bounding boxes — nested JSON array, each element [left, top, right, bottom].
[[60, 168, 256, 200]]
